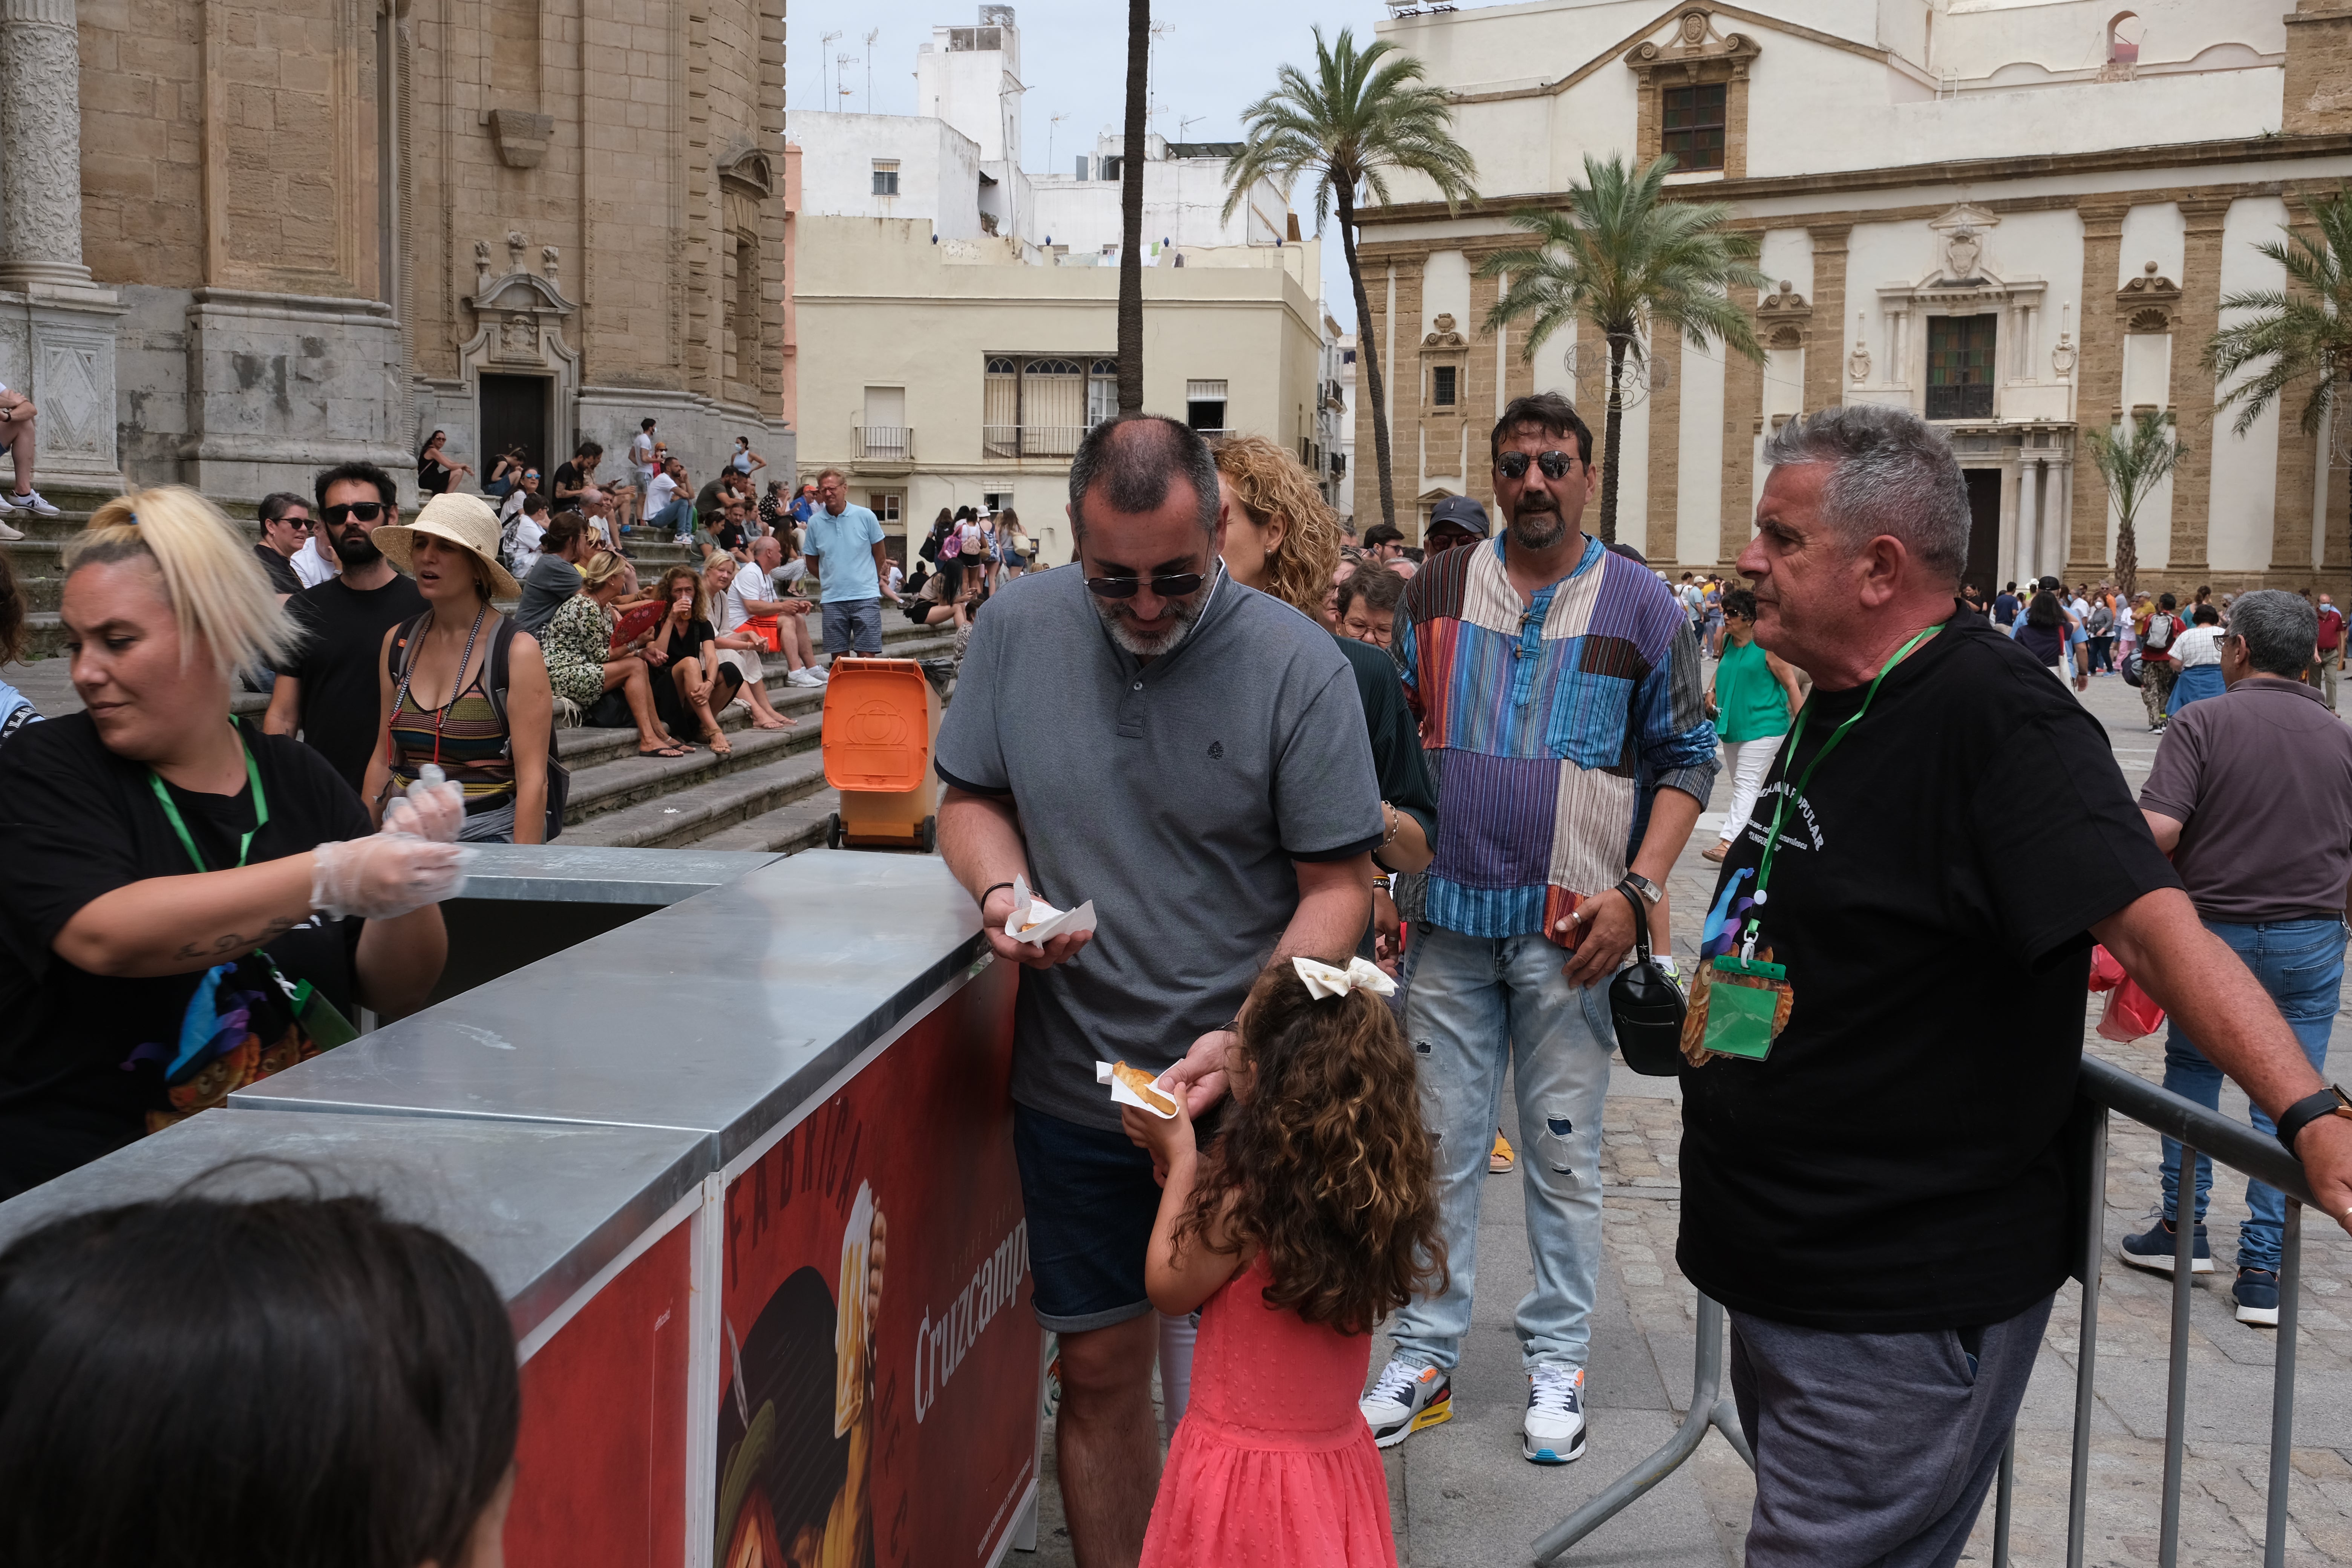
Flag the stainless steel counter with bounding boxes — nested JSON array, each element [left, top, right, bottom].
[[0, 1108, 707, 1340], [236, 849, 987, 1167], [456, 844, 782, 905]]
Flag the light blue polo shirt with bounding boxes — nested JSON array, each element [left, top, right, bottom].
[[804, 504, 885, 603]]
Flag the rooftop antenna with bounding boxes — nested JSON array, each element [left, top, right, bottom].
[[819, 31, 841, 110], [837, 53, 856, 108], [1148, 21, 1172, 139], [864, 28, 879, 112], [1048, 111, 1068, 175]]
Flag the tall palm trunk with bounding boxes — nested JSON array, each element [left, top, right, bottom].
[[1115, 0, 1148, 415], [1337, 185, 1396, 534], [1598, 329, 1631, 545], [2115, 515, 2140, 599]]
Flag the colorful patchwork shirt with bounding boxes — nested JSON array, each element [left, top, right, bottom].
[[1397, 532, 1719, 942]]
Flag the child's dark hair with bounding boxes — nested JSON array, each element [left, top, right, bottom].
[[0, 1191, 519, 1568], [1175, 961, 1447, 1335]]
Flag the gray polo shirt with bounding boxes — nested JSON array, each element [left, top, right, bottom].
[[2139, 674, 2352, 925], [936, 563, 1384, 1129]]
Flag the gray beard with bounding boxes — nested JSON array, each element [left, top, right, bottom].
[[1093, 584, 1210, 658], [1509, 505, 1568, 552]]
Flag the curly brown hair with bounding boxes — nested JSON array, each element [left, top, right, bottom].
[[1174, 961, 1447, 1335], [1210, 435, 1342, 619]]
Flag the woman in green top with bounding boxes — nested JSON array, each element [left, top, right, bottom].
[[1702, 586, 1806, 864]]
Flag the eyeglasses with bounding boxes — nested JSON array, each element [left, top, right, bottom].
[[1084, 570, 1208, 600], [322, 502, 386, 525], [1495, 450, 1578, 481]]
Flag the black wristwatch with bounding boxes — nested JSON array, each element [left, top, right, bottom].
[[2275, 1083, 2352, 1155], [1618, 872, 1663, 907]]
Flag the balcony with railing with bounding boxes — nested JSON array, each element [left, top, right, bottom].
[[982, 424, 1088, 459], [853, 426, 913, 464]]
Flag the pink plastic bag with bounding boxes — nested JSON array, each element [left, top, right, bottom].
[[2090, 945, 2166, 1041]]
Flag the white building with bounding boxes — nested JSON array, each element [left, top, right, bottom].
[[1354, 0, 2352, 597], [1334, 330, 1359, 523], [791, 7, 1335, 562]]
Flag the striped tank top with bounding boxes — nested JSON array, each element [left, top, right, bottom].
[[388, 675, 514, 806]]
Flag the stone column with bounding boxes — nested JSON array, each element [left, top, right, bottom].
[[1805, 226, 1851, 415], [2015, 460, 2040, 585], [0, 0, 92, 290], [2070, 205, 2129, 574], [2164, 197, 2233, 577]]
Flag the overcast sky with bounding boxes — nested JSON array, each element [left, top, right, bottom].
[[786, 0, 1376, 326]]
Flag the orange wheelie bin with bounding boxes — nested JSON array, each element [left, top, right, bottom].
[[819, 657, 942, 852]]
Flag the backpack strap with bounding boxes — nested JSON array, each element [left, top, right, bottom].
[[380, 610, 434, 781]]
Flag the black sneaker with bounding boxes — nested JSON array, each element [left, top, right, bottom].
[[2119, 1217, 2213, 1274], [2231, 1267, 2281, 1327]]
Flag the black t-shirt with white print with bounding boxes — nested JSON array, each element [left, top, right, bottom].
[[1678, 612, 2179, 1332], [0, 715, 371, 1195]]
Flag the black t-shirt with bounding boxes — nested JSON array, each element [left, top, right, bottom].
[[252, 541, 302, 597], [1678, 613, 2179, 1333], [649, 616, 718, 664], [285, 573, 429, 792], [714, 519, 749, 554], [0, 716, 372, 1194], [418, 455, 452, 495], [552, 461, 588, 498]]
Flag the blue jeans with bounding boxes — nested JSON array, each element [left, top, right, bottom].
[[648, 497, 694, 538], [1392, 923, 1614, 1374], [2160, 915, 2346, 1273]]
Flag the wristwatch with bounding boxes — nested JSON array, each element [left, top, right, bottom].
[[2274, 1083, 2352, 1155], [1617, 872, 1663, 907]]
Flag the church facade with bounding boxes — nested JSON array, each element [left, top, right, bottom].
[[1355, 0, 2352, 597], [0, 0, 793, 505]]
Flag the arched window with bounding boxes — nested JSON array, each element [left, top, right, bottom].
[[2108, 11, 2142, 66]]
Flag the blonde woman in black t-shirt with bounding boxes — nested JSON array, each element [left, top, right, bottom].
[[0, 488, 466, 1194]]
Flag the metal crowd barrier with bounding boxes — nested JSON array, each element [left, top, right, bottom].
[[1535, 1052, 2320, 1566]]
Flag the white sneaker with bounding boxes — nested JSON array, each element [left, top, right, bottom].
[[0, 517, 21, 541], [807, 665, 830, 681], [786, 668, 824, 687], [6, 488, 59, 517], [1524, 1364, 1588, 1464], [1359, 1358, 1452, 1450]]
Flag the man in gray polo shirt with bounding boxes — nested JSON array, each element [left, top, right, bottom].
[[936, 413, 1382, 1566], [2121, 588, 2352, 1324]]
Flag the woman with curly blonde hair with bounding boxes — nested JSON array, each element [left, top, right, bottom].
[[1209, 435, 1341, 619]]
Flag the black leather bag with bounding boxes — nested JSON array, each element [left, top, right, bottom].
[[1608, 884, 1688, 1076]]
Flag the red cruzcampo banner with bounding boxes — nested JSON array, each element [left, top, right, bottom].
[[715, 961, 1034, 1568]]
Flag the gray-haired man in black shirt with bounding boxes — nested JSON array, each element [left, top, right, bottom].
[[1683, 406, 2352, 1565]]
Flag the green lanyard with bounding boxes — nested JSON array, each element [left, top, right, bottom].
[[1737, 623, 1942, 959], [148, 722, 268, 874]]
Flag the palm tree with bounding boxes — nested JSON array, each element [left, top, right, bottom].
[[2084, 407, 2189, 598], [1222, 27, 1478, 534], [1116, 0, 1150, 415], [1480, 153, 1768, 544], [2204, 185, 2352, 574]]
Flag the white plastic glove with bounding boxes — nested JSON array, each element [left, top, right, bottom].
[[382, 763, 464, 845], [311, 834, 471, 921]]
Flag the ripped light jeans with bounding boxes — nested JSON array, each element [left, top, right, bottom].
[[1390, 923, 1614, 1375]]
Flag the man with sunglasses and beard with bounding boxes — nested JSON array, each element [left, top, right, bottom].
[[934, 413, 1383, 1568], [1360, 392, 1717, 1469], [265, 462, 428, 794]]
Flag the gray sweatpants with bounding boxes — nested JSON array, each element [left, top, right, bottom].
[[1729, 1294, 2053, 1568]]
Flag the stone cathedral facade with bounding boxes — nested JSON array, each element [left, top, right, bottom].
[[0, 0, 794, 504], [1357, 0, 2352, 598]]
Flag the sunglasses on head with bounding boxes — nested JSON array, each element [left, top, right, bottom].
[[322, 502, 386, 526], [1495, 450, 1578, 481], [1084, 570, 1208, 600]]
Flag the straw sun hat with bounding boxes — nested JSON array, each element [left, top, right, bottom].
[[375, 492, 520, 599]]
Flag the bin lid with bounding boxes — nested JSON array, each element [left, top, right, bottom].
[[821, 658, 933, 792]]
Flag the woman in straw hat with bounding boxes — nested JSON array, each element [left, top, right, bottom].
[[0, 486, 465, 1191], [363, 493, 555, 844]]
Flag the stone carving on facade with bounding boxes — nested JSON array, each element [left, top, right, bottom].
[[1759, 281, 1806, 312], [1945, 229, 1982, 280], [716, 142, 777, 198], [485, 108, 553, 170], [2052, 305, 2078, 380], [473, 240, 493, 299], [1423, 312, 1466, 347], [507, 230, 528, 269], [2116, 260, 2180, 331], [1847, 314, 1871, 383], [1678, 8, 1709, 46], [0, 0, 92, 286], [1927, 203, 2000, 283], [1626, 24, 1758, 74], [542, 246, 559, 286], [35, 336, 110, 459]]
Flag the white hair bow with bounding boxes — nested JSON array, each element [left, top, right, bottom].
[[1292, 955, 1398, 1000]]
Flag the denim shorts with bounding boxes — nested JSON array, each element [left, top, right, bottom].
[[1012, 1103, 1163, 1333], [820, 597, 883, 656]]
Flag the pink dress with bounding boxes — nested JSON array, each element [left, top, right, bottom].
[[1139, 1254, 1398, 1567]]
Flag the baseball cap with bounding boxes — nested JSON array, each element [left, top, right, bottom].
[[1426, 496, 1491, 538]]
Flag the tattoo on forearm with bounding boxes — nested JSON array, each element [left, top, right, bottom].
[[176, 915, 301, 960]]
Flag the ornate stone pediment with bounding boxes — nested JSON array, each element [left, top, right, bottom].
[[1625, 10, 1761, 79], [2116, 261, 2181, 330], [1928, 204, 2000, 284], [717, 142, 776, 199], [1423, 312, 1467, 348], [461, 236, 580, 371]]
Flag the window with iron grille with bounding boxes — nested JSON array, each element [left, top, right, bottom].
[[1925, 314, 1998, 420], [1431, 365, 1458, 407], [1661, 84, 1727, 172], [871, 160, 900, 196]]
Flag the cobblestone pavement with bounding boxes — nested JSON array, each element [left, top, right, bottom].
[[1027, 664, 2352, 1566]]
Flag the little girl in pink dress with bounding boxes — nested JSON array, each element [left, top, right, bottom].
[[1123, 957, 1447, 1568]]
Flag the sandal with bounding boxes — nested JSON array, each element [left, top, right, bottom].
[[638, 743, 688, 758], [1701, 842, 1729, 863], [704, 729, 733, 757]]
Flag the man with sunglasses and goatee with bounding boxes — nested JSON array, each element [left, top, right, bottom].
[[934, 413, 1382, 1568], [1359, 392, 1717, 1469], [264, 462, 427, 793]]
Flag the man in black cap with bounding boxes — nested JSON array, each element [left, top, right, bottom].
[[1424, 495, 1491, 557]]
